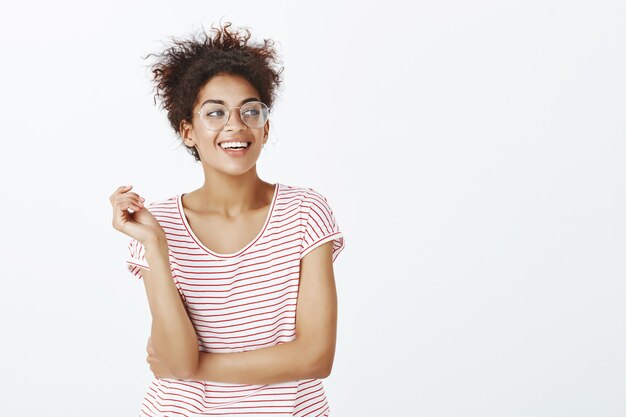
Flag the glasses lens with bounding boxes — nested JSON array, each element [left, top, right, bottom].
[[200, 103, 228, 131], [240, 101, 269, 128]]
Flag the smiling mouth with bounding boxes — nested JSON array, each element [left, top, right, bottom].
[[218, 142, 252, 150]]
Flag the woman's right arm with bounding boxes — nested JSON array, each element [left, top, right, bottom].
[[110, 185, 198, 380], [139, 234, 199, 380]]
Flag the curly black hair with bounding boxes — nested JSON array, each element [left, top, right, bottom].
[[142, 21, 285, 162]]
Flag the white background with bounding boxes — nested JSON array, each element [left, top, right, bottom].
[[0, 1, 624, 416]]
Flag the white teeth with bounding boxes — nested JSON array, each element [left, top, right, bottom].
[[220, 141, 249, 149]]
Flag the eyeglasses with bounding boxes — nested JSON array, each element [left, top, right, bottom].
[[191, 100, 270, 131]]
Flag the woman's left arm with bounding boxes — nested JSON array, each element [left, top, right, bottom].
[[147, 240, 338, 384]]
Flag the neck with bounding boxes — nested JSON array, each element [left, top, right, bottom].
[[194, 166, 271, 217]]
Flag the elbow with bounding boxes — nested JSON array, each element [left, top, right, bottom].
[[309, 352, 334, 379], [170, 359, 197, 380], [167, 349, 199, 380], [298, 338, 335, 379], [173, 367, 196, 381], [314, 364, 332, 379], [182, 353, 200, 380]]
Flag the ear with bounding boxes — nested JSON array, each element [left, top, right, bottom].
[[263, 119, 270, 144], [180, 119, 196, 147]]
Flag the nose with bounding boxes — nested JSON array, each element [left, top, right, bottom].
[[224, 108, 247, 131]]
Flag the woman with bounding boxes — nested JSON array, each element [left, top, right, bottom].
[[109, 22, 345, 417]]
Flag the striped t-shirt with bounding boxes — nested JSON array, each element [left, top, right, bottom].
[[125, 183, 345, 417]]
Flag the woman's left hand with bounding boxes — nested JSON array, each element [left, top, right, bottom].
[[146, 336, 176, 379]]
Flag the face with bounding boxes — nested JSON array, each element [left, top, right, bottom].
[[180, 73, 270, 176]]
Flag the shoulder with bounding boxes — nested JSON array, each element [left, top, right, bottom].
[[137, 194, 179, 221], [278, 183, 331, 206], [146, 193, 178, 207], [277, 183, 339, 227]]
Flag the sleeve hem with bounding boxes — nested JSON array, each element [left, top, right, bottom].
[[300, 232, 344, 260], [126, 259, 151, 271]]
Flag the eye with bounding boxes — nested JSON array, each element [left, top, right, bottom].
[[207, 110, 225, 117], [243, 109, 260, 116]]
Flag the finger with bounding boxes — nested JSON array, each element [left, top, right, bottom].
[[116, 194, 146, 210], [111, 185, 133, 199], [110, 186, 129, 205], [115, 192, 145, 204], [111, 188, 146, 207], [119, 191, 145, 202], [115, 195, 145, 211], [110, 185, 141, 207], [116, 199, 143, 212]]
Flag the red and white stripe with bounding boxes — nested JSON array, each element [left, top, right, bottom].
[[125, 183, 344, 416]]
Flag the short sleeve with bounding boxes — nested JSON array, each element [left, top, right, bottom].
[[126, 237, 151, 279], [300, 189, 345, 262]]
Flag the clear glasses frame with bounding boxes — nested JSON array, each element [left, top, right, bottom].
[[191, 100, 271, 131]]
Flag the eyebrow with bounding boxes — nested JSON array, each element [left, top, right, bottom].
[[200, 97, 260, 107]]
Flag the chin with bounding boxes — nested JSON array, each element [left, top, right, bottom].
[[220, 164, 258, 177], [200, 153, 260, 174]]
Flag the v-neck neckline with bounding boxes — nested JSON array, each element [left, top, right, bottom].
[[176, 183, 280, 258]]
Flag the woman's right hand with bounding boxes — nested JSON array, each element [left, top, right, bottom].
[[110, 185, 165, 245]]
